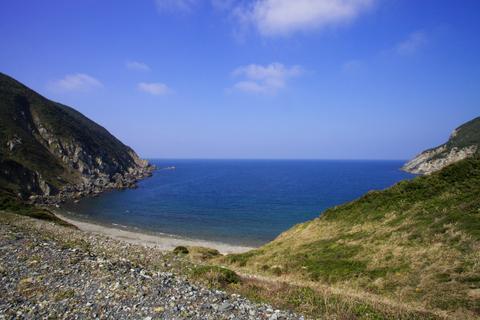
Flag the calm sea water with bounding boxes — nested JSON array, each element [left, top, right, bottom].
[[61, 160, 413, 247]]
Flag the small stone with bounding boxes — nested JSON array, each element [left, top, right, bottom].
[[154, 306, 164, 313], [218, 302, 233, 312]]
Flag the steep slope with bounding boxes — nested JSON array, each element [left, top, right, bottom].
[[403, 117, 480, 174], [0, 72, 153, 203], [223, 157, 480, 317]]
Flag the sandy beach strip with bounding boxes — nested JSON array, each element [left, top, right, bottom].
[[54, 212, 255, 255]]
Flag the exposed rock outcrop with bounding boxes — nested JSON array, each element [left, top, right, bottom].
[[403, 117, 480, 174], [0, 72, 154, 204], [403, 145, 477, 175]]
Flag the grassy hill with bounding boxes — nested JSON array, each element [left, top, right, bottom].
[[443, 117, 480, 150], [220, 157, 480, 318]]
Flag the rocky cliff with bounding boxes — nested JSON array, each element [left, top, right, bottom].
[[402, 116, 480, 174], [0, 72, 154, 204]]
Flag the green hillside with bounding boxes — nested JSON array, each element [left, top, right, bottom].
[[442, 117, 480, 151], [222, 157, 480, 318], [422, 116, 480, 162]]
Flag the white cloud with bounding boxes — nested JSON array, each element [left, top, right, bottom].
[[233, 81, 269, 93], [155, 0, 199, 13], [231, 63, 303, 94], [126, 61, 150, 72], [49, 73, 102, 92], [237, 0, 375, 36], [395, 31, 427, 55], [138, 82, 171, 95], [154, 0, 375, 37]]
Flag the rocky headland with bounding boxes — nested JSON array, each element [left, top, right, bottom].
[[0, 72, 155, 205], [403, 117, 480, 174], [29, 162, 154, 206]]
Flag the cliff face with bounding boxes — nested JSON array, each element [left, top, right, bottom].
[[403, 117, 480, 174], [0, 72, 154, 203]]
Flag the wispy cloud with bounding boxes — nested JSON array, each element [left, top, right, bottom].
[[236, 0, 375, 37], [395, 31, 427, 55], [231, 63, 303, 94], [210, 0, 236, 11], [155, 0, 375, 37], [138, 82, 171, 95], [341, 59, 364, 73], [126, 61, 150, 72], [49, 73, 103, 92], [155, 0, 199, 13]]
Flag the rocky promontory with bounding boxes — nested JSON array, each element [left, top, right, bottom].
[[0, 72, 154, 204], [29, 163, 154, 205], [403, 116, 479, 174]]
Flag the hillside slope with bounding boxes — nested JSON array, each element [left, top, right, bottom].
[[0, 72, 153, 203], [403, 117, 480, 174], [223, 157, 480, 317]]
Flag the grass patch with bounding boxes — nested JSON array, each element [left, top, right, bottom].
[[186, 246, 221, 262], [190, 265, 240, 288], [54, 289, 75, 301], [0, 191, 73, 227], [173, 246, 189, 255], [224, 250, 261, 267], [292, 239, 365, 282]]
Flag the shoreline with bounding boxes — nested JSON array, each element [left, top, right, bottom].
[[54, 212, 255, 254]]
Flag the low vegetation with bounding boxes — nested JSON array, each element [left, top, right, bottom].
[[184, 258, 438, 319], [0, 191, 72, 227], [190, 265, 240, 287], [186, 246, 221, 262], [217, 157, 480, 319], [173, 245, 189, 255], [439, 116, 480, 151]]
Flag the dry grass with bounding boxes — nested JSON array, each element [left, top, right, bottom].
[[218, 158, 480, 319], [215, 216, 479, 319], [229, 276, 442, 320], [186, 246, 221, 262]]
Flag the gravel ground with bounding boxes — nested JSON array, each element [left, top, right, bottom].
[[0, 212, 302, 320]]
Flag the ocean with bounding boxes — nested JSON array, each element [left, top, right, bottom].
[[60, 159, 414, 247]]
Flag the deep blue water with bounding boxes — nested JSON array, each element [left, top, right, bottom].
[[61, 160, 413, 247]]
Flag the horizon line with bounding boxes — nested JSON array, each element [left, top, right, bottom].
[[142, 157, 410, 162]]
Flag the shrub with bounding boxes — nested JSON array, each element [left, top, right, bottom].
[[191, 265, 240, 287], [188, 246, 221, 261], [173, 246, 189, 255]]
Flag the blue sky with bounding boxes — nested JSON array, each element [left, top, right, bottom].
[[0, 0, 479, 159]]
